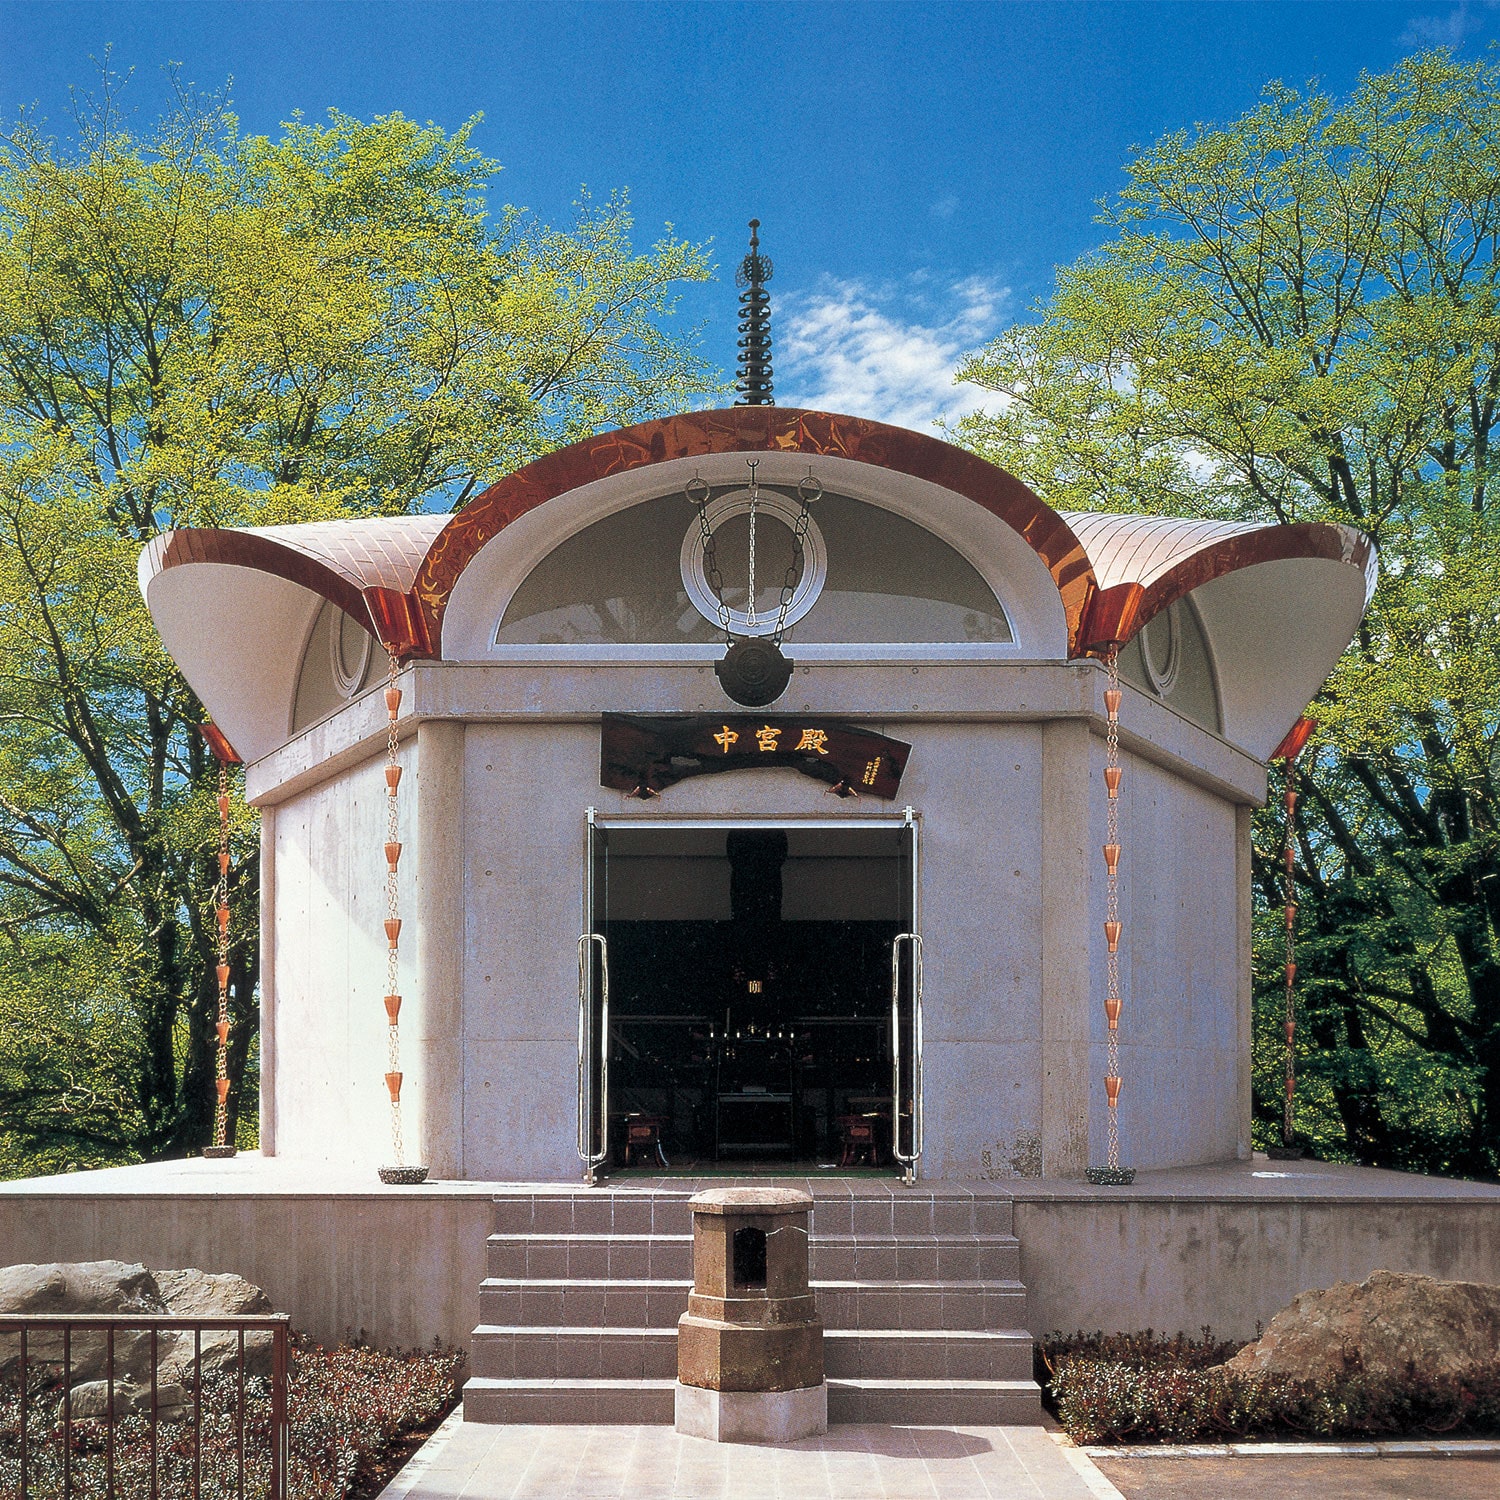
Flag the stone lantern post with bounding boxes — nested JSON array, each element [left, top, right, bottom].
[[674, 1186, 826, 1443]]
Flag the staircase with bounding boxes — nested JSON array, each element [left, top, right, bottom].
[[463, 1183, 1041, 1425]]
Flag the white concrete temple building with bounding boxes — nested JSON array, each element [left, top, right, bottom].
[[140, 404, 1377, 1188]]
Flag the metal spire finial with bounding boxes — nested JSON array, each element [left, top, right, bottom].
[[735, 219, 774, 406]]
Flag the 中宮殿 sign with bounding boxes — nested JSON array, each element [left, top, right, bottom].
[[600, 715, 912, 800]]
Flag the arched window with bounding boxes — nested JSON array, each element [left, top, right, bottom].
[[1117, 597, 1221, 732], [292, 599, 378, 731], [495, 490, 1012, 647]]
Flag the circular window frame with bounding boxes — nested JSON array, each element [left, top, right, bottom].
[[680, 490, 827, 637], [329, 608, 373, 698], [1141, 603, 1181, 697]]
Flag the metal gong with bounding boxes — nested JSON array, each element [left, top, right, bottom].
[[715, 637, 795, 707]]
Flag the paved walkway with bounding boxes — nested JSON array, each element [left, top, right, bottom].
[[1093, 1451, 1500, 1500], [381, 1417, 1121, 1499]]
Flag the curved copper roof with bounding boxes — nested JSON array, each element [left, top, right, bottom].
[[139, 409, 1376, 667], [411, 407, 1097, 654], [1061, 510, 1378, 651], [140, 513, 452, 652]]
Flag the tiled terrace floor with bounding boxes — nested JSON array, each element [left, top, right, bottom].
[[381, 1418, 1118, 1499]]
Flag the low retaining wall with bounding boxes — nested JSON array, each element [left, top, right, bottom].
[[0, 1161, 495, 1350], [3, 1157, 1497, 1352], [1015, 1194, 1500, 1341]]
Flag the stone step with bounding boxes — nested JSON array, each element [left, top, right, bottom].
[[824, 1329, 1034, 1382], [826, 1377, 1043, 1425], [813, 1236, 1022, 1283], [470, 1325, 679, 1380], [470, 1325, 1035, 1383], [479, 1277, 689, 1330], [491, 1194, 692, 1237], [462, 1375, 676, 1425], [462, 1375, 1043, 1427], [489, 1190, 1014, 1239], [814, 1280, 1028, 1331], [815, 1198, 1015, 1240], [486, 1231, 1021, 1282], [487, 1233, 690, 1281], [479, 1277, 1027, 1331]]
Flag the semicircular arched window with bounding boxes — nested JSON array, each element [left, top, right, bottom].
[[494, 491, 1012, 647]]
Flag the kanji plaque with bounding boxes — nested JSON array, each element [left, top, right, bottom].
[[600, 715, 911, 800]]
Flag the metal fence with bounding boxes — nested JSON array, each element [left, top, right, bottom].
[[0, 1312, 291, 1500]]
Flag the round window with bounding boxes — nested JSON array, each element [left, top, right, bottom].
[[680, 490, 827, 637], [329, 608, 373, 698], [1141, 605, 1180, 697]]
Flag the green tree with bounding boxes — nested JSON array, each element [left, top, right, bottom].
[[955, 49, 1500, 1177], [0, 75, 716, 1175]]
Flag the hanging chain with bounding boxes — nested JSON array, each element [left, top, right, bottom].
[[213, 764, 232, 1148], [771, 470, 819, 646], [1102, 651, 1125, 1171], [746, 461, 759, 629], [686, 465, 816, 645], [688, 474, 733, 642], [1283, 758, 1299, 1144], [383, 652, 406, 1166]]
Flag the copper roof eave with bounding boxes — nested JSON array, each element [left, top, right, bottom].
[[143, 419, 1377, 668], [410, 407, 1101, 657], [1073, 522, 1377, 656], [1139, 522, 1377, 625], [152, 529, 370, 622], [146, 529, 423, 653]]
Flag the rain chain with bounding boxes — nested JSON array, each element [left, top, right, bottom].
[[202, 762, 237, 1159], [379, 652, 427, 1184], [1089, 651, 1134, 1185], [1268, 717, 1314, 1160], [1269, 747, 1309, 1159], [1282, 759, 1299, 1145]]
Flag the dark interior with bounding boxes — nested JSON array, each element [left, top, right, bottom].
[[595, 825, 911, 1171]]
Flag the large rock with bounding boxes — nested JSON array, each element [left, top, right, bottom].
[[1, 1261, 278, 1389], [1226, 1269, 1500, 1385], [155, 1268, 276, 1382], [62, 1378, 194, 1424], [0, 1261, 165, 1384]]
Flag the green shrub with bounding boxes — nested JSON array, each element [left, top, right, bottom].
[[0, 1335, 466, 1498], [1038, 1330, 1500, 1445]]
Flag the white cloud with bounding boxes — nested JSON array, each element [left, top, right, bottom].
[[1400, 2, 1486, 46], [775, 275, 1009, 432], [929, 195, 960, 220]]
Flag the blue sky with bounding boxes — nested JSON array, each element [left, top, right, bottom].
[[4, 1, 1498, 428]]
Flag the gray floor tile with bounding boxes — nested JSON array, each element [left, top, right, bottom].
[[383, 1421, 1109, 1500]]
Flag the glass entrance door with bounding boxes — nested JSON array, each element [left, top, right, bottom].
[[578, 813, 922, 1179], [577, 809, 609, 1184]]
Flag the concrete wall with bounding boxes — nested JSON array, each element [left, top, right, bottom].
[[456, 714, 1056, 1182], [257, 659, 1261, 1182], [268, 738, 420, 1171], [1088, 744, 1246, 1172], [449, 712, 1243, 1183], [0, 1183, 492, 1351], [1016, 1193, 1500, 1342], [5, 1170, 1495, 1352]]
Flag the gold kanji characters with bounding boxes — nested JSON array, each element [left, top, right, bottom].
[[795, 728, 830, 755], [714, 726, 740, 753]]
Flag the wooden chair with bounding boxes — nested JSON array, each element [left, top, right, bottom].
[[836, 1114, 878, 1168], [623, 1114, 669, 1168]]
